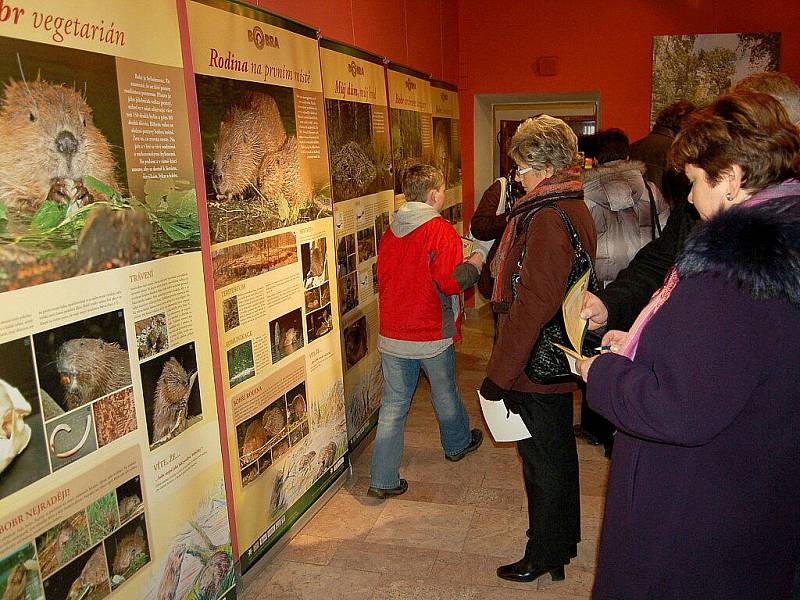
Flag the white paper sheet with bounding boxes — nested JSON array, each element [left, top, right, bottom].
[[478, 390, 531, 442]]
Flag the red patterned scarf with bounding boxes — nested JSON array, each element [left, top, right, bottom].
[[490, 167, 583, 307]]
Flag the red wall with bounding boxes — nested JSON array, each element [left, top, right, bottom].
[[458, 0, 800, 221], [255, 0, 460, 82]]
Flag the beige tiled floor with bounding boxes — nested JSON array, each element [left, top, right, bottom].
[[243, 306, 610, 599]]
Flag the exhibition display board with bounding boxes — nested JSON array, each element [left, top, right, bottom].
[[184, 0, 348, 573], [430, 80, 463, 235], [386, 64, 432, 206], [0, 1, 235, 599], [320, 39, 390, 449]]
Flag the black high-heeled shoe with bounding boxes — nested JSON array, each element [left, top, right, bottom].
[[496, 558, 565, 583]]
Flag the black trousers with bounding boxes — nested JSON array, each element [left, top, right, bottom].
[[516, 391, 581, 565]]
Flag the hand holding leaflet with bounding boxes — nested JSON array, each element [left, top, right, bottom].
[[553, 268, 599, 374]]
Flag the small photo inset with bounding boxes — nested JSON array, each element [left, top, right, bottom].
[[272, 436, 290, 460], [301, 237, 328, 290], [93, 387, 137, 448], [36, 511, 91, 578], [304, 288, 321, 312], [286, 382, 307, 427], [306, 304, 333, 343], [346, 253, 357, 273], [115, 476, 144, 526], [336, 235, 354, 276], [344, 316, 369, 370], [105, 513, 149, 590], [339, 272, 359, 315], [86, 491, 120, 545], [241, 463, 259, 487], [372, 263, 379, 293], [0, 542, 43, 600], [357, 227, 376, 262], [45, 406, 98, 472], [227, 340, 255, 389], [237, 411, 270, 468], [270, 309, 304, 364], [222, 296, 240, 332], [374, 211, 390, 247], [42, 543, 110, 600], [320, 281, 331, 306], [262, 397, 289, 442], [33, 310, 131, 415], [0, 336, 49, 502], [134, 313, 168, 361], [258, 451, 273, 473], [289, 426, 305, 445], [140, 343, 201, 449]]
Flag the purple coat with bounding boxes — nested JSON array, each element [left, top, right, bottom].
[[587, 191, 800, 599]]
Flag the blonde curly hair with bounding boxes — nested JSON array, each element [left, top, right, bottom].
[[508, 115, 579, 172]]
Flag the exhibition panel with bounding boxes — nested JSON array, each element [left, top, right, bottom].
[[184, 0, 347, 574], [320, 39, 391, 450], [0, 1, 236, 599]]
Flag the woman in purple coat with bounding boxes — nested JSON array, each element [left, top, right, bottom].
[[576, 91, 800, 599]]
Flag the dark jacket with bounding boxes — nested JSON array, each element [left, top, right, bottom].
[[470, 179, 508, 298], [598, 201, 699, 330], [629, 125, 690, 208], [587, 191, 800, 599], [486, 196, 596, 395]]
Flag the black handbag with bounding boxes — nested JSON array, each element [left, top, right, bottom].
[[511, 204, 600, 385]]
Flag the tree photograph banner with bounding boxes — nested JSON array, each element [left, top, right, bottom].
[[430, 80, 463, 235], [650, 33, 780, 125]]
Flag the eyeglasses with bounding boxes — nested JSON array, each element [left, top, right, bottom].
[[516, 166, 533, 177]]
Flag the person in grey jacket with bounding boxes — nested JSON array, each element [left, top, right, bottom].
[[582, 128, 669, 287]]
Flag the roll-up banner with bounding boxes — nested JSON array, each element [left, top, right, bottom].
[[430, 80, 463, 235], [319, 39, 390, 450], [184, 0, 348, 574], [386, 63, 432, 207], [0, 1, 235, 599]]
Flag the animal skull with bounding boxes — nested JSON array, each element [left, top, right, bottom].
[[0, 379, 33, 474]]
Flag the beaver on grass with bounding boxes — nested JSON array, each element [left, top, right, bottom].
[[0, 78, 119, 210]]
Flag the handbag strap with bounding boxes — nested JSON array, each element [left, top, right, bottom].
[[544, 204, 585, 255], [645, 181, 662, 240], [496, 177, 508, 216]]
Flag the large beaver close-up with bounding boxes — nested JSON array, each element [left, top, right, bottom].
[[211, 91, 313, 219], [0, 78, 119, 210], [57, 338, 132, 411]]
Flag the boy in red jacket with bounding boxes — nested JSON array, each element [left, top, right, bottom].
[[368, 164, 483, 498]]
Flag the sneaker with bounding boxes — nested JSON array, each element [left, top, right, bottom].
[[445, 428, 483, 462], [367, 479, 408, 499]]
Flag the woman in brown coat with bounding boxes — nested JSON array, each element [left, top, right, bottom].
[[480, 115, 597, 584]]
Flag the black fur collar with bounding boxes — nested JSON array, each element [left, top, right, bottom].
[[677, 194, 800, 305]]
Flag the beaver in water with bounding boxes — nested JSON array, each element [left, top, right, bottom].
[[57, 338, 132, 410], [0, 78, 119, 210], [211, 91, 313, 221]]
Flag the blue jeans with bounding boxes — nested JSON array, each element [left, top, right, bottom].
[[369, 345, 471, 489]]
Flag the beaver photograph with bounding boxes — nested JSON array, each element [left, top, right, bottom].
[[138, 343, 201, 449], [33, 309, 130, 415], [195, 75, 331, 243]]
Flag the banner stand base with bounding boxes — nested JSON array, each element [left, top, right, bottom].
[[237, 467, 347, 588]]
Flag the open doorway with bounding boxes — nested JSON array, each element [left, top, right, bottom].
[[473, 92, 600, 208]]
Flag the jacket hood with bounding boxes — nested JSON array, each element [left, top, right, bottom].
[[677, 192, 800, 305], [583, 160, 650, 211], [390, 201, 441, 237]]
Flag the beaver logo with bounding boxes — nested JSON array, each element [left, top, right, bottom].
[[405, 78, 416, 92], [348, 61, 364, 78], [248, 26, 280, 49]]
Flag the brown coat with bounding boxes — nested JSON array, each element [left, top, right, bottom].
[[470, 179, 509, 299], [486, 197, 597, 394]]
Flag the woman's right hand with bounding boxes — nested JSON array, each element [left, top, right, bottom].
[[581, 291, 608, 330], [601, 329, 628, 353]]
